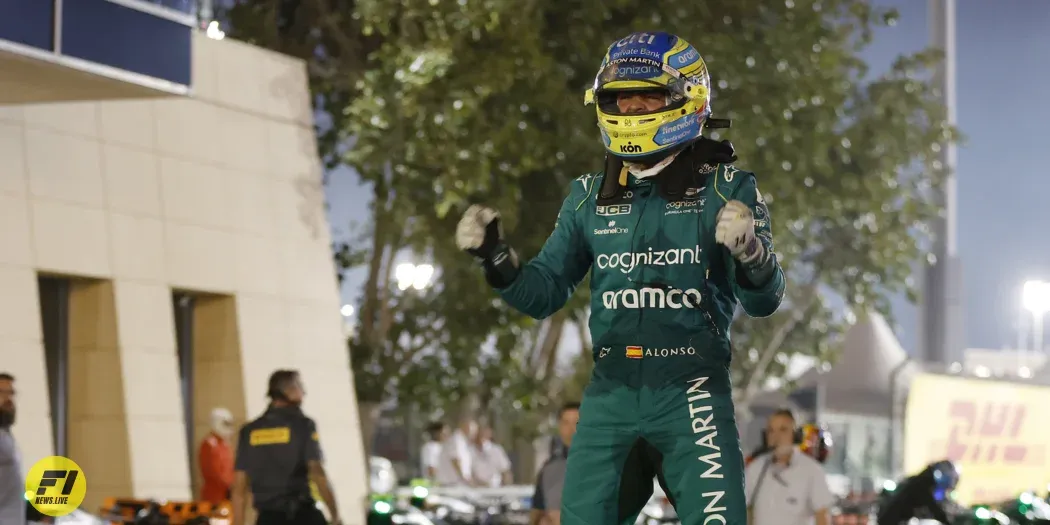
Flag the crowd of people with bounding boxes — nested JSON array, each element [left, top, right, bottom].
[[413, 401, 838, 525], [419, 416, 513, 488]]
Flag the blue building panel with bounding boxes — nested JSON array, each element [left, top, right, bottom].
[[142, 0, 196, 15], [0, 0, 55, 51], [62, 0, 192, 86]]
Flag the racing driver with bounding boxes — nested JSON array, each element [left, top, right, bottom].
[[455, 31, 786, 524]]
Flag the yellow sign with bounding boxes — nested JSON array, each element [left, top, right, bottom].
[[24, 456, 87, 517], [903, 373, 1050, 504], [249, 427, 291, 445]]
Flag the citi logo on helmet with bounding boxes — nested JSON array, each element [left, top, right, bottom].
[[615, 33, 657, 47], [620, 143, 643, 153]]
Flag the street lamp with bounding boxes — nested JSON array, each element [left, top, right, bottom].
[[340, 304, 357, 338], [395, 263, 434, 291], [1022, 280, 1050, 354]]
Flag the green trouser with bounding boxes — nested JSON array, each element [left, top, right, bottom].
[[561, 344, 746, 525]]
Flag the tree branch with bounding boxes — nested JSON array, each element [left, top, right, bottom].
[[741, 280, 821, 398]]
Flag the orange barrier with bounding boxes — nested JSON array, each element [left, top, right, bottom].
[[100, 497, 232, 524]]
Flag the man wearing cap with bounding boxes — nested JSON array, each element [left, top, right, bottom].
[[231, 369, 341, 525]]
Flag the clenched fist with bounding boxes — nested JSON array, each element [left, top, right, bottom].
[[456, 204, 521, 288], [455, 205, 502, 258], [715, 200, 763, 265]]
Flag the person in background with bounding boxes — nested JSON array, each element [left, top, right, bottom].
[[530, 402, 580, 525], [745, 408, 834, 525], [232, 370, 340, 525], [421, 421, 448, 480], [471, 425, 512, 487], [437, 414, 476, 486], [0, 373, 25, 525], [199, 407, 236, 504], [876, 459, 957, 525]]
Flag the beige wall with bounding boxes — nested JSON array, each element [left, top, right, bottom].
[[0, 33, 367, 520]]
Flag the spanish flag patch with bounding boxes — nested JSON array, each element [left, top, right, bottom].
[[626, 346, 643, 359]]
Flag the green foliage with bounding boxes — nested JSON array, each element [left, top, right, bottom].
[[224, 0, 956, 420]]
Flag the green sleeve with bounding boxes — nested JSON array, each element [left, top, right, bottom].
[[723, 172, 786, 318], [498, 181, 593, 319]]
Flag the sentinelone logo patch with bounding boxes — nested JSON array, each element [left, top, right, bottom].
[[25, 456, 87, 517]]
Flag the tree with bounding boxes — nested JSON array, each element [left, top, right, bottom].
[[223, 0, 955, 441]]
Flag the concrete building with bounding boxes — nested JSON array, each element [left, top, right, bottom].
[[1, 2, 366, 519], [962, 347, 1048, 380], [746, 313, 916, 485]]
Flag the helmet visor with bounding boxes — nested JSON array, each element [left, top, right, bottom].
[[592, 57, 697, 115]]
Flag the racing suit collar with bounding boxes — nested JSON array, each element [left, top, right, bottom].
[[265, 404, 303, 417], [625, 151, 680, 179], [617, 137, 736, 190]]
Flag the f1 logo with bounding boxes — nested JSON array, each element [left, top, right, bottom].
[[36, 470, 78, 497], [26, 455, 87, 517]]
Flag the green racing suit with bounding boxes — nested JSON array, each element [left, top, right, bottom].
[[498, 161, 785, 525]]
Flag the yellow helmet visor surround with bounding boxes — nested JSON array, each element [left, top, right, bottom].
[[586, 57, 709, 159], [584, 32, 713, 161]]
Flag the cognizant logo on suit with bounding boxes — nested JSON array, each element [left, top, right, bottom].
[[595, 245, 703, 274]]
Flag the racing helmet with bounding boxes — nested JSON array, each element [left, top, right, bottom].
[[584, 31, 712, 165], [798, 423, 833, 464], [930, 459, 960, 492]]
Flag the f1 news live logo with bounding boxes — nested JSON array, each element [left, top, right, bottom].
[[24, 456, 87, 517], [943, 400, 1045, 465]]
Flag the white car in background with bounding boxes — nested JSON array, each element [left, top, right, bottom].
[[371, 455, 399, 494]]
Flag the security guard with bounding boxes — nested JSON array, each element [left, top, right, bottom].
[[231, 369, 342, 525]]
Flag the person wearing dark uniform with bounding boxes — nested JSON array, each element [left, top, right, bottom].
[[231, 369, 341, 525]]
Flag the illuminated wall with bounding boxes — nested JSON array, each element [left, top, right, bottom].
[[0, 31, 368, 520]]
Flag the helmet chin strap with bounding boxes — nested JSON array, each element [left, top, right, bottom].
[[625, 150, 680, 179]]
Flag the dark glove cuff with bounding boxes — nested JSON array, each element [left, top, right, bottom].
[[737, 253, 775, 289], [480, 243, 520, 289]]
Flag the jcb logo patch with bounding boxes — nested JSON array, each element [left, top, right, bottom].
[[596, 204, 632, 216]]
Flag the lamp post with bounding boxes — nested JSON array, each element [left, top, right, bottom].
[[1022, 280, 1050, 354], [395, 263, 435, 291], [887, 357, 911, 479]]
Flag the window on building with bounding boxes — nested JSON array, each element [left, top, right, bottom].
[[825, 421, 849, 476], [37, 276, 71, 457], [172, 292, 196, 474]]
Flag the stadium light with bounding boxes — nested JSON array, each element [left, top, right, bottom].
[[1022, 280, 1050, 353], [395, 263, 435, 291]]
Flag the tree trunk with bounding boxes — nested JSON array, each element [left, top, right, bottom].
[[357, 182, 389, 345], [358, 401, 382, 460], [512, 436, 538, 484], [537, 311, 568, 382]]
